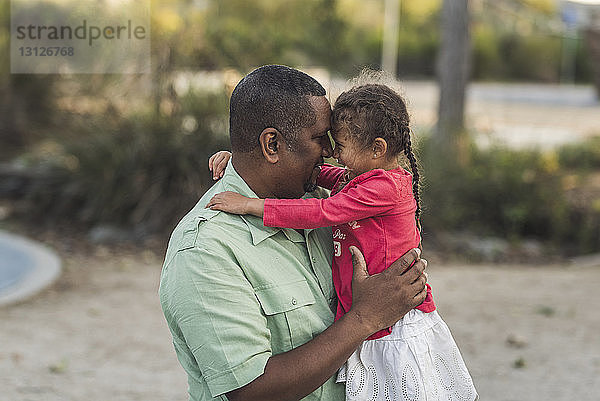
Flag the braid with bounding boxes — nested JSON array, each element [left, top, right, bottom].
[[402, 128, 421, 230]]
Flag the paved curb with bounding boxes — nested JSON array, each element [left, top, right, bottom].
[[0, 231, 62, 306]]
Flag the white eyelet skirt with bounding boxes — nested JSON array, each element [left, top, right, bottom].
[[337, 309, 478, 401]]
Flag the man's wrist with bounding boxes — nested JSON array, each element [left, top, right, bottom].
[[339, 309, 378, 341]]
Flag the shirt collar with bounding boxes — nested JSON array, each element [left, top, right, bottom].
[[220, 160, 282, 246], [220, 160, 309, 245]]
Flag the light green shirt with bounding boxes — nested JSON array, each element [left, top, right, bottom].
[[159, 161, 345, 401]]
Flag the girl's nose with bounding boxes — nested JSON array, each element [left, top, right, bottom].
[[332, 147, 339, 159]]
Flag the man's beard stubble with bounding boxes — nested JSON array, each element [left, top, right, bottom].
[[303, 165, 322, 193], [304, 182, 318, 193]]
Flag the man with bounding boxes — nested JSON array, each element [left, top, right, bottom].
[[159, 65, 428, 401]]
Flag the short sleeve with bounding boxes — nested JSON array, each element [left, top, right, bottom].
[[162, 247, 271, 397]]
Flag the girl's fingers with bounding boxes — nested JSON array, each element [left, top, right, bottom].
[[213, 156, 228, 179], [212, 157, 222, 179], [209, 151, 228, 173]]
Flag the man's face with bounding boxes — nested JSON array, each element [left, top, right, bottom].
[[275, 96, 333, 198]]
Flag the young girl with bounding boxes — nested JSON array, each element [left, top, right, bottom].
[[207, 84, 477, 401]]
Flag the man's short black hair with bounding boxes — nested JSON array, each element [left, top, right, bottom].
[[229, 65, 327, 153]]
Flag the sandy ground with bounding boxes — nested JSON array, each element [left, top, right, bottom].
[[1, 239, 599, 401]]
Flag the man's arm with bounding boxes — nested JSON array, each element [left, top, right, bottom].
[[226, 247, 428, 401]]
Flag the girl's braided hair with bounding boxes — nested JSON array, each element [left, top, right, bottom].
[[331, 84, 421, 223]]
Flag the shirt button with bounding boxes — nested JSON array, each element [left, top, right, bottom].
[[291, 298, 297, 305]]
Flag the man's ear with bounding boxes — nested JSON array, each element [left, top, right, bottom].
[[259, 128, 281, 164], [372, 138, 388, 159]]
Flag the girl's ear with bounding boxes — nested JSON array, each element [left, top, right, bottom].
[[259, 128, 281, 164], [372, 137, 388, 159]]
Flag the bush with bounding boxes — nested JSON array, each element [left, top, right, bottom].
[[501, 34, 562, 82], [13, 90, 230, 236], [421, 136, 600, 254], [558, 136, 600, 170], [0, 1, 57, 156]]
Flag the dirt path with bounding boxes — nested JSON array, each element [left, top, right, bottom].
[[1, 245, 599, 401], [432, 262, 600, 401], [0, 247, 187, 401]]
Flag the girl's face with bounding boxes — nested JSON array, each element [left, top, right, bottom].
[[331, 126, 373, 179]]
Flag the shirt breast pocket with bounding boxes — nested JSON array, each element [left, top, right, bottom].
[[255, 279, 316, 350]]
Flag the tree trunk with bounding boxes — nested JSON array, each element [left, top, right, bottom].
[[584, 27, 600, 99], [382, 0, 400, 77], [435, 0, 471, 159]]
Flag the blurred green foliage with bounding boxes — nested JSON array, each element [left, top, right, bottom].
[[0, 1, 57, 155], [16, 90, 229, 234], [2, 0, 594, 84], [200, 0, 350, 72], [147, 0, 593, 82], [1, 0, 599, 250], [474, 32, 563, 82], [558, 136, 600, 170], [421, 135, 600, 254]]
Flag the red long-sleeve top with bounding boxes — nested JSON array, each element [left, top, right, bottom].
[[264, 164, 435, 340]]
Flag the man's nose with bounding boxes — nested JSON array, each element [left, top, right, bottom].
[[322, 138, 333, 158]]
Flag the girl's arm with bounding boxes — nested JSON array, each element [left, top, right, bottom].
[[263, 172, 416, 228], [263, 172, 410, 229], [316, 164, 346, 190], [207, 172, 413, 230]]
